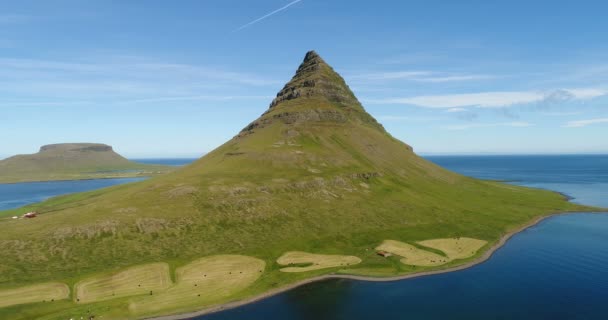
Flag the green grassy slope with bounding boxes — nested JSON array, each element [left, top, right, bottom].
[[0, 143, 173, 183], [0, 51, 595, 319]]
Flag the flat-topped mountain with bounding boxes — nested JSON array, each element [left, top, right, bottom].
[[0, 51, 589, 319], [40, 143, 115, 153], [0, 143, 172, 183]]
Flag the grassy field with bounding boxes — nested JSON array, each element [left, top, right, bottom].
[[0, 283, 69, 309], [277, 251, 362, 272], [128, 255, 265, 317], [75, 263, 172, 304], [418, 238, 488, 260], [376, 238, 488, 266], [0, 51, 601, 319], [376, 240, 450, 266]]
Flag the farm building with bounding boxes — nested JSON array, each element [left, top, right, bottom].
[[23, 212, 37, 218], [377, 250, 392, 258]]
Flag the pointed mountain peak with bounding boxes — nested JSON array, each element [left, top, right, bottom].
[[238, 51, 386, 137], [303, 50, 322, 63], [268, 50, 361, 110]]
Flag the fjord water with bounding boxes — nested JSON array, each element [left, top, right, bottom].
[[0, 178, 145, 211], [0, 158, 196, 211], [132, 158, 197, 167], [197, 155, 608, 320]]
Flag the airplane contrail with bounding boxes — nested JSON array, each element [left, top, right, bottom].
[[234, 0, 302, 32]]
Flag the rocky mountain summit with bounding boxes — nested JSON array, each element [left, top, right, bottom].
[[239, 50, 387, 140], [268, 51, 362, 109]]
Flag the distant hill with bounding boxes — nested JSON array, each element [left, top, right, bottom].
[[0, 143, 173, 183], [0, 51, 592, 319]]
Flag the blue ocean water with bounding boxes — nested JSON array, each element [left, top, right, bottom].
[[196, 155, 608, 320], [131, 158, 197, 166], [0, 178, 145, 211], [427, 155, 608, 207], [0, 158, 197, 211]]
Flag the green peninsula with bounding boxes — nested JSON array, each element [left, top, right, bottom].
[[0, 51, 593, 320], [0, 143, 173, 184]]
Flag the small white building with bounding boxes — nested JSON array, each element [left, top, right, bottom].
[[23, 212, 37, 218]]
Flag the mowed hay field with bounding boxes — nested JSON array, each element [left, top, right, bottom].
[[0, 282, 69, 308], [129, 255, 265, 316], [75, 263, 172, 304], [417, 238, 488, 260], [376, 240, 449, 266], [277, 251, 362, 272]]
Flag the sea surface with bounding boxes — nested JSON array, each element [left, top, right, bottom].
[[0, 178, 145, 211], [195, 155, 608, 320], [0, 158, 197, 211], [132, 158, 197, 166]]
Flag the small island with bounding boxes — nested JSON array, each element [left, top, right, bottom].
[[0, 143, 174, 184]]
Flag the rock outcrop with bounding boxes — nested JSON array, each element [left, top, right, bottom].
[[239, 50, 387, 138]]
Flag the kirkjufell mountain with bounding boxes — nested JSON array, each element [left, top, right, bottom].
[[0, 51, 583, 319]]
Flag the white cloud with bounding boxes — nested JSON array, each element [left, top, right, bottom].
[[0, 58, 277, 86], [368, 91, 541, 108], [540, 111, 582, 116], [349, 71, 492, 83], [446, 107, 467, 112], [350, 71, 432, 81], [375, 115, 438, 122], [414, 75, 494, 83], [0, 56, 279, 104], [365, 88, 607, 109], [443, 121, 533, 130], [564, 117, 608, 128], [123, 95, 273, 104], [567, 88, 607, 99]]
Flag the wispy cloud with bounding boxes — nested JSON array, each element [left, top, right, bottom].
[[443, 121, 533, 130], [0, 58, 278, 86], [541, 111, 582, 116], [564, 117, 608, 128], [375, 115, 438, 122], [234, 0, 302, 32], [122, 95, 273, 104], [0, 56, 279, 105], [415, 74, 495, 83], [446, 107, 467, 113], [350, 70, 493, 83], [350, 71, 432, 81], [365, 89, 607, 109], [377, 52, 445, 65], [366, 91, 540, 108]]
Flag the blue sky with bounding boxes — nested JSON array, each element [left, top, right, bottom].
[[1, 0, 607, 158]]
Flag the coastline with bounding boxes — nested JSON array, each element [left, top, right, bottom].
[[145, 210, 582, 320]]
